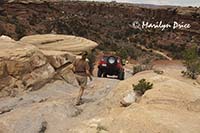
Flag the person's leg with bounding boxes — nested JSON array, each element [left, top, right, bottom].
[[76, 86, 85, 104], [90, 66, 94, 76], [75, 75, 87, 105]]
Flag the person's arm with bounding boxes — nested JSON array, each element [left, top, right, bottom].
[[86, 62, 92, 81], [86, 70, 92, 81], [72, 60, 77, 73]]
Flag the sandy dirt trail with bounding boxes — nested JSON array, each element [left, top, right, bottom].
[[136, 44, 173, 60]]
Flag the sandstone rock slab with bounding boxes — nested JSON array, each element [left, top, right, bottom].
[[22, 63, 55, 91], [0, 34, 98, 98], [20, 34, 98, 54], [42, 50, 76, 69], [0, 40, 51, 97], [103, 72, 200, 133]]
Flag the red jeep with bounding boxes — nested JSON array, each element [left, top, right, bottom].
[[97, 55, 125, 80]]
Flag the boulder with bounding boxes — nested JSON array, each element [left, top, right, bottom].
[[29, 50, 47, 69], [0, 34, 98, 98], [20, 34, 98, 55], [22, 63, 55, 91], [103, 72, 200, 133], [0, 41, 31, 96], [0, 35, 15, 42], [0, 40, 51, 97], [0, 76, 20, 97], [6, 60, 32, 78], [120, 90, 136, 107], [42, 50, 76, 69], [0, 40, 45, 78], [58, 64, 78, 87]]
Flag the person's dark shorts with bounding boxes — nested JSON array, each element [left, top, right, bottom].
[[75, 74, 87, 88]]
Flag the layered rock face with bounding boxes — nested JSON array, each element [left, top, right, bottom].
[[0, 38, 47, 97], [20, 34, 98, 55], [0, 34, 98, 98]]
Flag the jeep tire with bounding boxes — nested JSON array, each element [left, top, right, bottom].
[[97, 69, 103, 77], [103, 73, 107, 78], [118, 70, 125, 80]]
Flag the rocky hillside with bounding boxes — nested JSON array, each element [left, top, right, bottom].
[[0, 1, 199, 60]]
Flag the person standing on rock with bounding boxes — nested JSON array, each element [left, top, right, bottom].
[[87, 49, 96, 76], [72, 51, 93, 105]]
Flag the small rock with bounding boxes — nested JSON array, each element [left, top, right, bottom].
[[0, 35, 15, 42], [153, 69, 164, 75], [18, 97, 23, 101], [120, 91, 136, 107], [38, 121, 48, 133], [106, 85, 110, 89], [0, 107, 13, 114]]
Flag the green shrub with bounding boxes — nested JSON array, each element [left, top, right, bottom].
[[182, 46, 200, 79], [15, 23, 26, 39], [132, 65, 152, 75], [116, 47, 128, 59], [133, 65, 143, 75], [132, 79, 153, 96]]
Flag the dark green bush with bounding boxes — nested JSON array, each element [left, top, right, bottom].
[[116, 47, 128, 59], [182, 46, 200, 79], [133, 65, 143, 75], [132, 79, 153, 96], [132, 65, 152, 75]]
